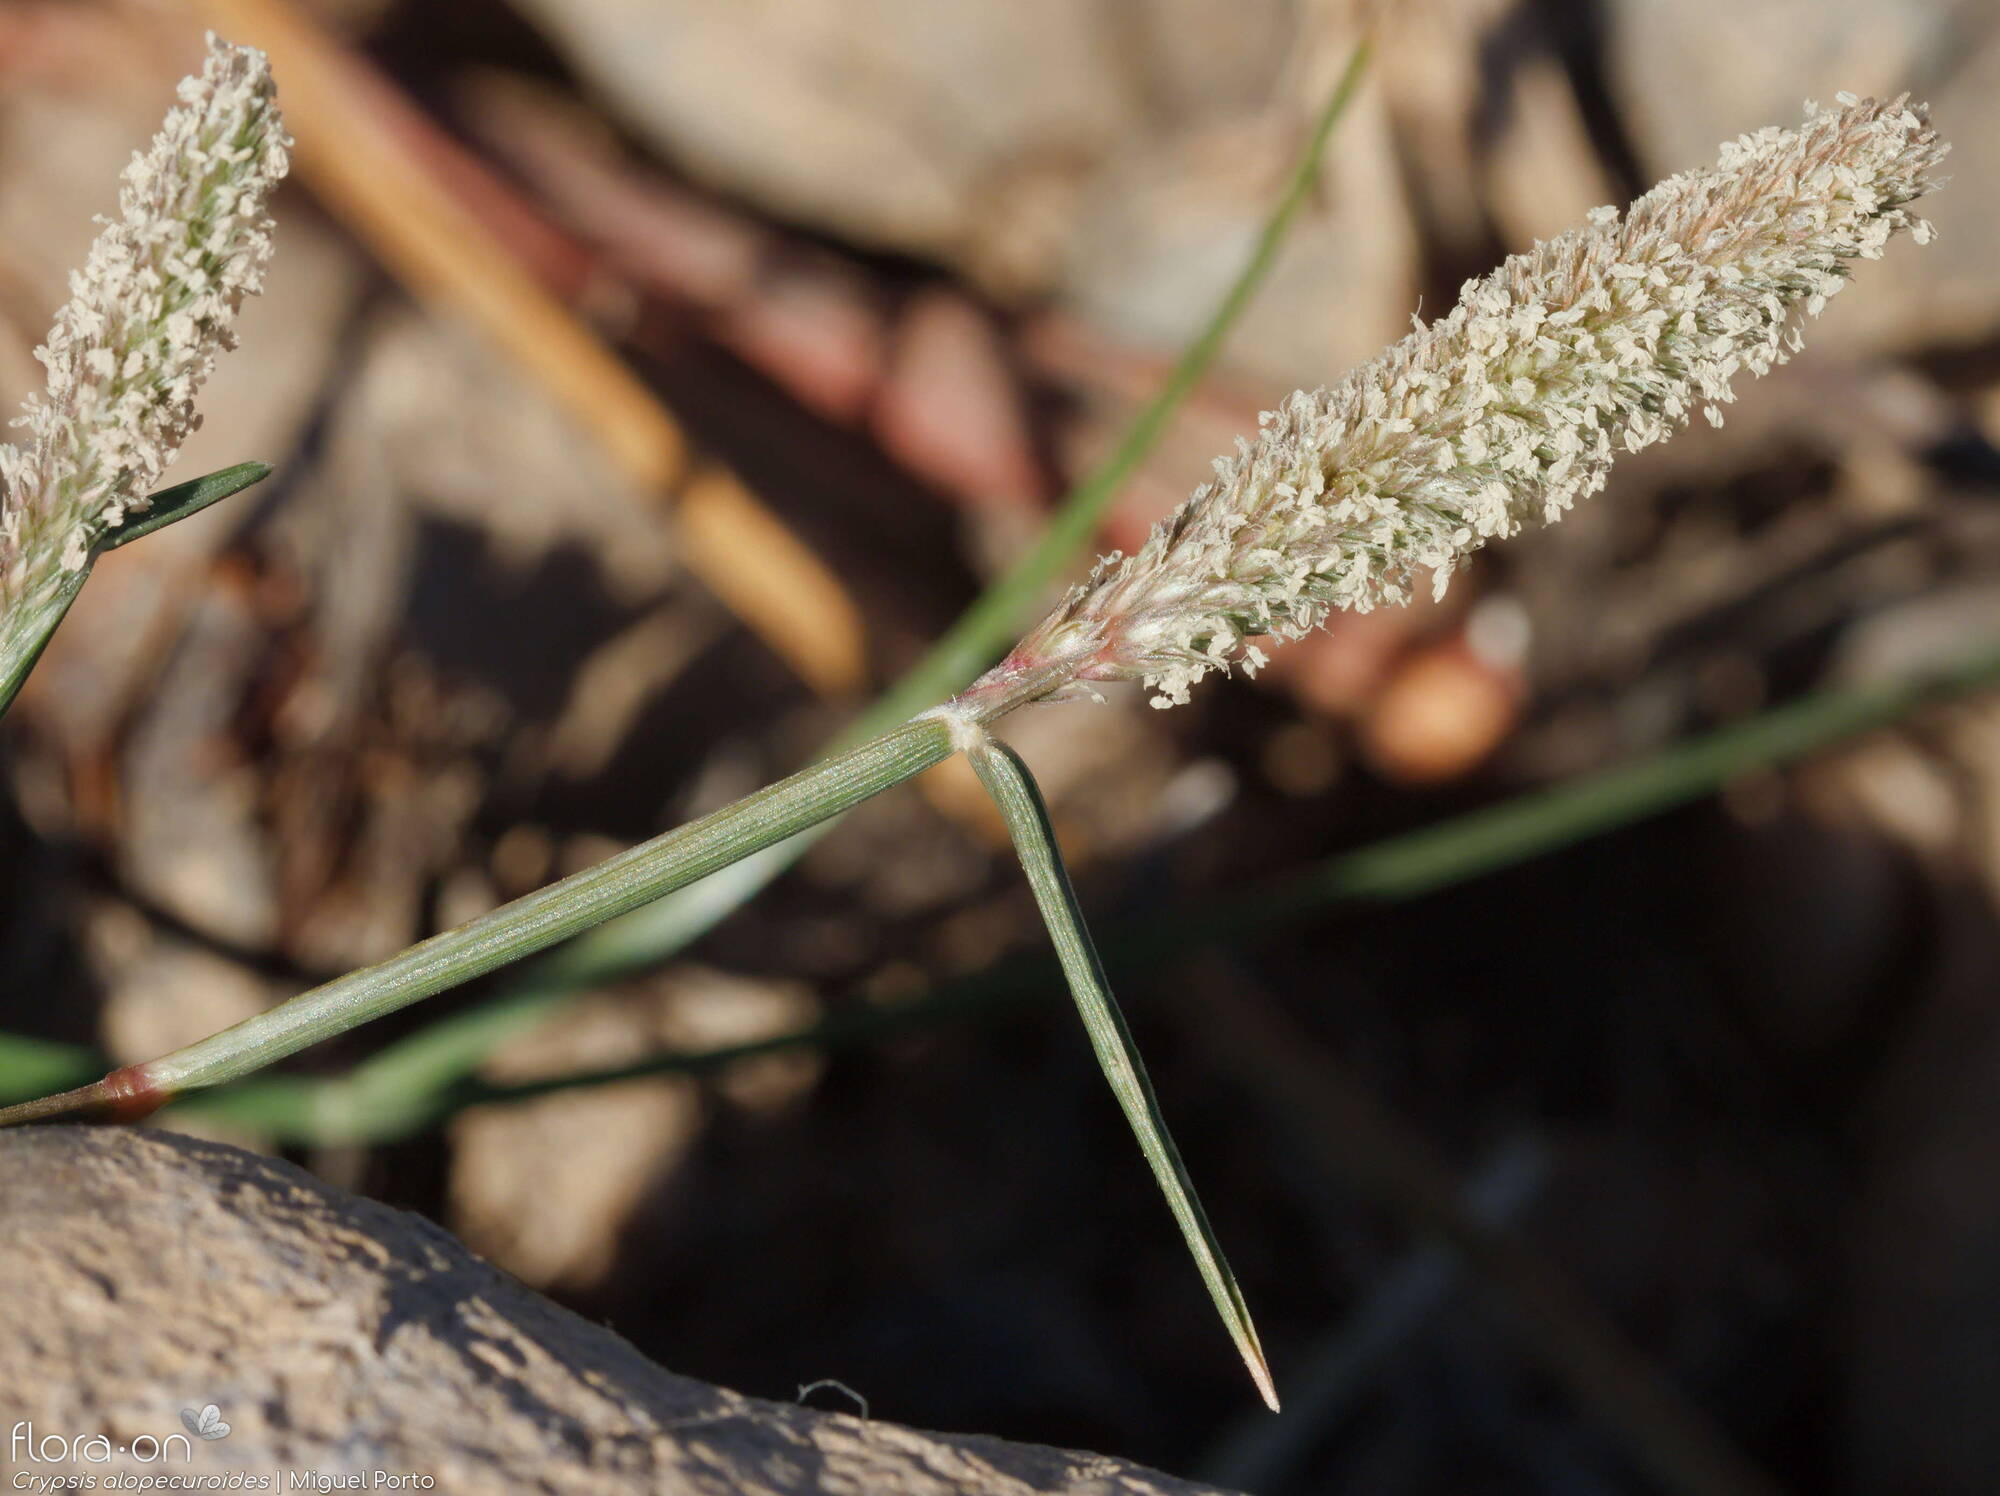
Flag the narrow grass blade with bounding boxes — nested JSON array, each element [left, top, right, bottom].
[[0, 1034, 102, 1100], [0, 570, 89, 722], [964, 729, 1278, 1412], [887, 39, 1371, 704], [0, 462, 275, 721], [97, 461, 274, 551]]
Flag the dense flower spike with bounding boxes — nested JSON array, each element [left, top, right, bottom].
[[980, 95, 1946, 711], [0, 37, 288, 630]]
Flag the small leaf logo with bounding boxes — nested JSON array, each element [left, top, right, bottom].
[[180, 1404, 231, 1441]]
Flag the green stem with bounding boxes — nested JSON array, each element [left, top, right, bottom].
[[0, 713, 962, 1124], [895, 41, 1371, 701], [967, 727, 1278, 1411]]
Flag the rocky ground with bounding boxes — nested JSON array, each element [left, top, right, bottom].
[[0, 1125, 1229, 1494]]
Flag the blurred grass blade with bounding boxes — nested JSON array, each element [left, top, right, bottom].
[[97, 461, 273, 552], [965, 730, 1278, 1412], [319, 842, 804, 1136], [270, 38, 1375, 1116], [0, 461, 273, 720], [0, 1034, 102, 1100], [114, 638, 2000, 1140], [880, 39, 1371, 705]]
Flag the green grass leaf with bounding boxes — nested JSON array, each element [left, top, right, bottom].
[[965, 729, 1278, 1412], [0, 461, 275, 720], [97, 461, 274, 552]]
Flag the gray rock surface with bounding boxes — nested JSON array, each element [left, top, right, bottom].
[[505, 0, 1418, 383], [0, 1126, 1231, 1494]]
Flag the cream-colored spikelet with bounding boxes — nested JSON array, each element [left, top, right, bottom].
[[0, 36, 288, 627], [984, 94, 1946, 711]]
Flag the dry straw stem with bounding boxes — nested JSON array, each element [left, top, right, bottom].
[[0, 36, 288, 712], [192, 0, 866, 697], [969, 94, 1947, 714]]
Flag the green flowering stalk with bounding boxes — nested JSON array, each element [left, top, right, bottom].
[[0, 89, 1947, 1414], [967, 94, 1947, 712], [0, 36, 289, 714]]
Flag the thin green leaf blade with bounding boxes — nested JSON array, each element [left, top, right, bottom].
[[1, 463, 274, 720], [99, 460, 274, 552], [0, 568, 88, 720], [965, 731, 1278, 1412]]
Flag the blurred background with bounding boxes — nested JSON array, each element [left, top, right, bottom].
[[2, 1, 1999, 1492]]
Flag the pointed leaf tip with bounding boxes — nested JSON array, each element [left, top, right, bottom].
[[964, 732, 1277, 1409], [1248, 1348, 1281, 1414], [98, 460, 276, 553]]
